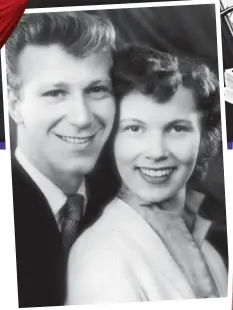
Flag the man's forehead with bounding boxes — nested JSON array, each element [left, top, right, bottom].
[[17, 43, 112, 86], [18, 43, 112, 70]]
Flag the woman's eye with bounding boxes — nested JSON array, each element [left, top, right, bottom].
[[124, 125, 142, 133], [169, 125, 187, 133], [173, 126, 184, 132]]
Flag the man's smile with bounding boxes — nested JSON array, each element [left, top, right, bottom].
[[54, 130, 100, 145]]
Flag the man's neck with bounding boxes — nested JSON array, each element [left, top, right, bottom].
[[15, 147, 84, 195], [49, 169, 84, 196]]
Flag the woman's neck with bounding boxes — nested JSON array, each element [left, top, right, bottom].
[[117, 183, 186, 222]]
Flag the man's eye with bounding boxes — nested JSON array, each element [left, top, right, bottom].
[[85, 85, 110, 95], [42, 90, 66, 98]]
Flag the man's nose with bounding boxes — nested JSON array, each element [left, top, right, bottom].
[[67, 93, 92, 128], [143, 132, 168, 161]]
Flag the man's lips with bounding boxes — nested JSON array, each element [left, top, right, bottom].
[[54, 130, 100, 145]]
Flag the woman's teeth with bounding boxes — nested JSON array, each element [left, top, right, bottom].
[[140, 168, 173, 177]]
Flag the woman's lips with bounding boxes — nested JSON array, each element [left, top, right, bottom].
[[137, 166, 177, 184]]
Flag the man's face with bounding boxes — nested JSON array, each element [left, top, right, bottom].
[[11, 44, 115, 183]]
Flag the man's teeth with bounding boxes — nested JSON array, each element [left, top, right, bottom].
[[140, 168, 173, 177], [61, 136, 91, 144]]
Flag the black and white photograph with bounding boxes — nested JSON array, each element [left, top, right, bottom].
[[220, 0, 233, 150], [0, 1, 229, 308]]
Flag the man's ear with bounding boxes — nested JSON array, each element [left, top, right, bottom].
[[8, 87, 23, 124]]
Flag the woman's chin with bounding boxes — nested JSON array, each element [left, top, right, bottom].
[[136, 188, 180, 206], [140, 189, 168, 201]]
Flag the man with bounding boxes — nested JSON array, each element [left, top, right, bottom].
[[6, 11, 116, 308]]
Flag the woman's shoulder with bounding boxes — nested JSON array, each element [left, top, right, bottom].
[[67, 197, 139, 305], [71, 197, 128, 257]]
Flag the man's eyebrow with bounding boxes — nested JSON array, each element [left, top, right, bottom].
[[86, 79, 112, 87], [51, 82, 68, 88], [37, 82, 68, 89], [38, 79, 112, 91]]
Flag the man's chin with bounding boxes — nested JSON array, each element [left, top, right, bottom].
[[67, 160, 97, 176]]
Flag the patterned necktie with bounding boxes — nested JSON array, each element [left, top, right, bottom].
[[60, 194, 84, 257]]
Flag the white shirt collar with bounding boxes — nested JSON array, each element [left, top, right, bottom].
[[15, 147, 87, 222]]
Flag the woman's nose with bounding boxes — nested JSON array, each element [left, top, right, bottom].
[[67, 93, 93, 129], [143, 132, 168, 160]]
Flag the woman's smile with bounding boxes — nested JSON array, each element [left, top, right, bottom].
[[114, 87, 201, 205], [136, 166, 177, 184]]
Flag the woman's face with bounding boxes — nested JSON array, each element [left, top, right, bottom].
[[114, 86, 201, 204]]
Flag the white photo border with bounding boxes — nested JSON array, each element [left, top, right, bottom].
[[0, 1, 231, 309]]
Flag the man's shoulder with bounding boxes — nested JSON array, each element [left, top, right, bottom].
[[11, 155, 31, 183], [12, 155, 62, 251], [11, 155, 52, 220], [11, 156, 42, 198]]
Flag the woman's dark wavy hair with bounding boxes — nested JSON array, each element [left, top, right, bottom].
[[106, 45, 221, 184]]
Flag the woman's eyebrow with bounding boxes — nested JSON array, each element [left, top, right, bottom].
[[165, 119, 194, 127]]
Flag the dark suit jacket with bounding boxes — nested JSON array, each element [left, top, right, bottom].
[[11, 158, 66, 308]]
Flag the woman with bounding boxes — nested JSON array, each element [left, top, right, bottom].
[[67, 45, 227, 304]]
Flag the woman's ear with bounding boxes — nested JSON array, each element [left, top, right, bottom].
[[8, 86, 23, 124]]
